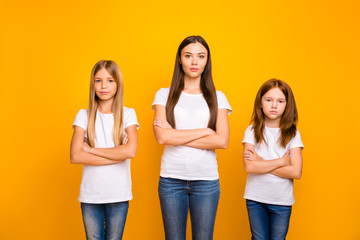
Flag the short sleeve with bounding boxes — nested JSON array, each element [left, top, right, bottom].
[[73, 109, 88, 131], [152, 88, 170, 109], [216, 91, 232, 115], [124, 108, 140, 130], [242, 125, 256, 145], [288, 129, 304, 150]]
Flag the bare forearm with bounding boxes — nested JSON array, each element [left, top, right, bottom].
[[88, 144, 137, 161], [244, 158, 286, 174], [70, 151, 118, 166], [271, 165, 302, 179], [154, 127, 211, 145], [183, 134, 228, 150]]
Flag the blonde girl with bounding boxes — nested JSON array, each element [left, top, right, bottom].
[[70, 60, 139, 240]]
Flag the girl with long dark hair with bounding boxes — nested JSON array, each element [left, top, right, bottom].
[[152, 36, 232, 240]]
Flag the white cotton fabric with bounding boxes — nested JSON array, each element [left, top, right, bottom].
[[242, 125, 304, 206], [73, 107, 139, 203], [152, 88, 232, 180]]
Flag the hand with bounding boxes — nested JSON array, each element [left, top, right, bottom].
[[153, 118, 173, 129], [122, 133, 128, 145], [281, 151, 291, 166], [205, 128, 216, 136], [82, 141, 91, 153], [243, 148, 263, 161]]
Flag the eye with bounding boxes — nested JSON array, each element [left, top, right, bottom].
[[95, 80, 101, 83], [199, 55, 205, 59], [185, 54, 191, 58], [279, 100, 285, 103], [108, 79, 114, 83], [266, 99, 271, 102]]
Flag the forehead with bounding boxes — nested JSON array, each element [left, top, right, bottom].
[[181, 42, 208, 54], [263, 87, 286, 98], [94, 68, 112, 78]]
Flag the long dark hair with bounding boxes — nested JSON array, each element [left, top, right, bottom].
[[166, 35, 218, 130], [251, 79, 298, 148]]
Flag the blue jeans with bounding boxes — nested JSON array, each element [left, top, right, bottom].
[[246, 199, 292, 240], [158, 176, 220, 240], [81, 201, 129, 240]]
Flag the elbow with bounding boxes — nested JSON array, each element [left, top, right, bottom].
[[128, 150, 137, 159], [70, 154, 79, 164], [216, 136, 229, 149], [157, 137, 166, 145], [155, 134, 168, 145], [220, 139, 229, 149], [244, 164, 255, 174], [293, 171, 302, 180]]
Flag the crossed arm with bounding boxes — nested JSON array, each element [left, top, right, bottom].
[[70, 125, 138, 166], [152, 105, 230, 150], [243, 142, 303, 179]]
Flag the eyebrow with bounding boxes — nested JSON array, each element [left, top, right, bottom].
[[183, 52, 206, 54], [264, 97, 286, 100]]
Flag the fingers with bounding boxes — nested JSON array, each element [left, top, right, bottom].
[[243, 151, 255, 160], [283, 151, 290, 157], [123, 133, 128, 145], [153, 118, 172, 129]]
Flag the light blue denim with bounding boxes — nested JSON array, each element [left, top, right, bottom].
[[246, 199, 292, 240], [158, 176, 220, 240], [81, 201, 129, 240]]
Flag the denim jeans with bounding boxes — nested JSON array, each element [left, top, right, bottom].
[[246, 199, 292, 240], [81, 201, 129, 240], [158, 176, 220, 240]]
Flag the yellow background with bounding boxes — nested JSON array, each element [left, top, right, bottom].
[[1, 0, 359, 239]]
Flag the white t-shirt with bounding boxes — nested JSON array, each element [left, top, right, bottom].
[[242, 125, 304, 206], [73, 107, 140, 204], [152, 88, 232, 180]]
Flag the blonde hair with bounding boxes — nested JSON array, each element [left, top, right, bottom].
[[87, 60, 124, 147]]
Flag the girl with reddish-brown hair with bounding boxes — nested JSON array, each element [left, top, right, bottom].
[[242, 79, 304, 240]]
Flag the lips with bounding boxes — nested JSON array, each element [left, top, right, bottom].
[[100, 92, 109, 94], [190, 68, 198, 72], [270, 111, 278, 114]]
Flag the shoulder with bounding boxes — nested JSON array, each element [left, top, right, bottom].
[[288, 128, 304, 149], [216, 90, 226, 97], [245, 125, 254, 134], [75, 109, 88, 120], [152, 88, 170, 107], [123, 107, 140, 129], [216, 90, 232, 113], [123, 107, 136, 116], [156, 87, 170, 96], [242, 125, 255, 144], [73, 109, 88, 130]]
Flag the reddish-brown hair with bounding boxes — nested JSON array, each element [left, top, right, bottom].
[[251, 79, 298, 148], [166, 36, 218, 130]]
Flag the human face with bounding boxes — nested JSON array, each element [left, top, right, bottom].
[[261, 87, 287, 126], [94, 68, 117, 102], [180, 42, 208, 80]]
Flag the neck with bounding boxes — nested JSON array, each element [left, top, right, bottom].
[[183, 76, 201, 93], [97, 99, 114, 114], [264, 117, 280, 128]]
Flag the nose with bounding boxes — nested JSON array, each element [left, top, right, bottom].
[[101, 81, 107, 88], [271, 101, 277, 108], [192, 57, 198, 65]]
